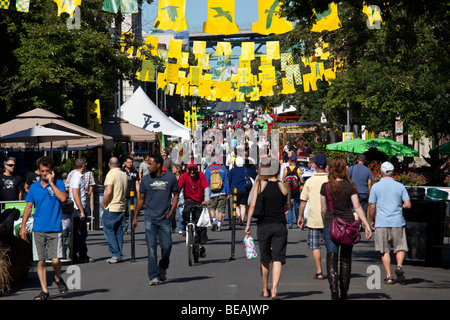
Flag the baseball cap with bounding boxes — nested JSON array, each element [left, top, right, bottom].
[[235, 156, 244, 167], [289, 154, 297, 161], [187, 160, 197, 170], [315, 154, 327, 168], [357, 154, 366, 162], [380, 161, 394, 174]]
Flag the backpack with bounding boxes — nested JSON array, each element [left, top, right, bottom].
[[209, 166, 223, 192], [284, 167, 300, 193]]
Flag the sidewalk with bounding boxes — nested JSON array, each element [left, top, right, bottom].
[[2, 215, 450, 301]]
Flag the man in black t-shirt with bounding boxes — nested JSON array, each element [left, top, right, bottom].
[[0, 157, 22, 201], [122, 156, 140, 234]]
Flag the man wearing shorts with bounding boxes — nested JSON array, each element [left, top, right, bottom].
[[20, 156, 68, 300], [205, 161, 230, 232], [369, 161, 411, 284]]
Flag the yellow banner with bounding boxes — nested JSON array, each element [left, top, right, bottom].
[[311, 2, 341, 32], [154, 0, 188, 31], [203, 0, 239, 35], [87, 99, 102, 133], [252, 0, 293, 35]]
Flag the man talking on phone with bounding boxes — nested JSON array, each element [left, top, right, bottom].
[[20, 156, 69, 300]]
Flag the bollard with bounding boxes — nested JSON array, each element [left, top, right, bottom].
[[229, 187, 237, 261], [130, 190, 136, 262]]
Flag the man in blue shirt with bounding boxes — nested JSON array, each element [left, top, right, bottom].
[[348, 155, 373, 217], [369, 161, 411, 285], [205, 159, 230, 232], [19, 156, 68, 300], [133, 153, 179, 286]]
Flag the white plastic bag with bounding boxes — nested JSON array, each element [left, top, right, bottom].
[[197, 207, 212, 228], [244, 235, 258, 259]]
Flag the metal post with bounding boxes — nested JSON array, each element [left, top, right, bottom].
[[229, 187, 237, 261], [130, 190, 136, 262]]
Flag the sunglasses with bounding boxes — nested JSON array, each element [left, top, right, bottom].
[[5, 163, 15, 167]]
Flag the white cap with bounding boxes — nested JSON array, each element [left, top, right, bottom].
[[235, 156, 244, 167], [380, 161, 394, 174]]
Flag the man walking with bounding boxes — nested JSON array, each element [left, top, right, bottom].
[[19, 156, 68, 300], [369, 161, 411, 284], [102, 157, 128, 264], [68, 157, 90, 263], [123, 156, 140, 235], [133, 154, 179, 286], [0, 157, 22, 201], [297, 154, 328, 280], [205, 158, 230, 232], [282, 154, 303, 228], [348, 155, 373, 218]]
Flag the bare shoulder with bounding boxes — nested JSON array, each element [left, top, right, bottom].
[[278, 181, 290, 196]]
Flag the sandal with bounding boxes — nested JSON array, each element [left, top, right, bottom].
[[314, 272, 324, 280], [260, 289, 271, 298], [55, 277, 69, 294], [395, 266, 406, 284], [34, 290, 49, 300], [384, 276, 395, 284]]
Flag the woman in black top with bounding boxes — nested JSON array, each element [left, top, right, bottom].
[[320, 157, 371, 300], [246, 157, 290, 300]]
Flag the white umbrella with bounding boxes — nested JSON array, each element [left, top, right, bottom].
[[0, 125, 81, 151]]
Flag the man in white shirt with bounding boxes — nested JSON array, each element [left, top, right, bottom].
[[69, 158, 90, 263]]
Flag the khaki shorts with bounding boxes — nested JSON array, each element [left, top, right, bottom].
[[209, 195, 227, 214], [32, 231, 64, 261], [374, 227, 409, 254]]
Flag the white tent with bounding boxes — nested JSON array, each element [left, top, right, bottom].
[[120, 87, 190, 141], [274, 104, 297, 115]]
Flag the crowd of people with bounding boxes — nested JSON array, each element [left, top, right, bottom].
[[0, 134, 416, 300]]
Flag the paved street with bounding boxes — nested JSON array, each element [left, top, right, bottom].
[[2, 212, 450, 306]]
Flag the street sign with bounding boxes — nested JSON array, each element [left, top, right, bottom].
[[395, 121, 403, 134]]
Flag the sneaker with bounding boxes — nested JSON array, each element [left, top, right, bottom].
[[217, 226, 221, 232], [159, 268, 167, 282], [149, 278, 160, 286], [200, 245, 206, 258], [107, 256, 122, 264], [211, 221, 217, 231], [178, 230, 183, 235]]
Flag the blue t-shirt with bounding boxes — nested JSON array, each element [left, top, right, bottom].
[[139, 171, 179, 220], [369, 177, 410, 227], [348, 163, 373, 194], [26, 179, 66, 233], [229, 167, 251, 193]]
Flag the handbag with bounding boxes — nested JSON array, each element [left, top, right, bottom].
[[326, 183, 361, 246], [244, 169, 254, 191], [252, 180, 265, 219]]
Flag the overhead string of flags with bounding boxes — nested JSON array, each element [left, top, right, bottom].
[[0, 0, 384, 101]]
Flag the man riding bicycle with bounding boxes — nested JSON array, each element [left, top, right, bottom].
[[178, 161, 210, 258]]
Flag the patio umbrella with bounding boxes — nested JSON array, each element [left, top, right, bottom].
[[350, 137, 418, 157], [0, 125, 81, 151], [326, 138, 364, 152], [430, 141, 450, 156]]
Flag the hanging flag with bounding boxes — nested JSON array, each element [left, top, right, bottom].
[[120, 0, 138, 14], [260, 81, 274, 96], [311, 2, 341, 32], [0, 0, 10, 9], [281, 77, 296, 94], [179, 52, 190, 68], [168, 38, 183, 60], [120, 32, 135, 58], [193, 41, 206, 59], [54, 0, 82, 16], [281, 52, 293, 71], [197, 54, 210, 70], [363, 4, 383, 29], [266, 41, 280, 60], [241, 42, 255, 61], [184, 110, 191, 128], [216, 42, 232, 56], [252, 0, 293, 35], [166, 63, 180, 83], [87, 99, 102, 133], [16, 0, 30, 12], [102, 0, 120, 13], [259, 66, 277, 86], [285, 64, 302, 86], [189, 66, 202, 86], [203, 0, 239, 35], [157, 72, 167, 90], [136, 60, 155, 82], [154, 0, 188, 31]]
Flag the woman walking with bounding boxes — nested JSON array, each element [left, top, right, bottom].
[[245, 157, 290, 300], [320, 157, 372, 300]]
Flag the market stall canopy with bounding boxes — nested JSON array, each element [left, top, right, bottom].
[[0, 108, 114, 151], [213, 101, 245, 113], [120, 86, 190, 142], [273, 104, 296, 115], [101, 117, 157, 143]]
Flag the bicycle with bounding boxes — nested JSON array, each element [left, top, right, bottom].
[[183, 203, 203, 266]]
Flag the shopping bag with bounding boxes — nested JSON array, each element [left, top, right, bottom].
[[244, 235, 258, 259], [197, 207, 212, 228]]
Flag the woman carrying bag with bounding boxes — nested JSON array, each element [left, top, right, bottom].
[[245, 157, 290, 300], [320, 157, 372, 300]]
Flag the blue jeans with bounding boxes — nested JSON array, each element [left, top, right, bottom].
[[178, 198, 185, 232], [323, 225, 353, 259], [145, 218, 172, 281], [287, 197, 300, 227], [102, 209, 125, 258]]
